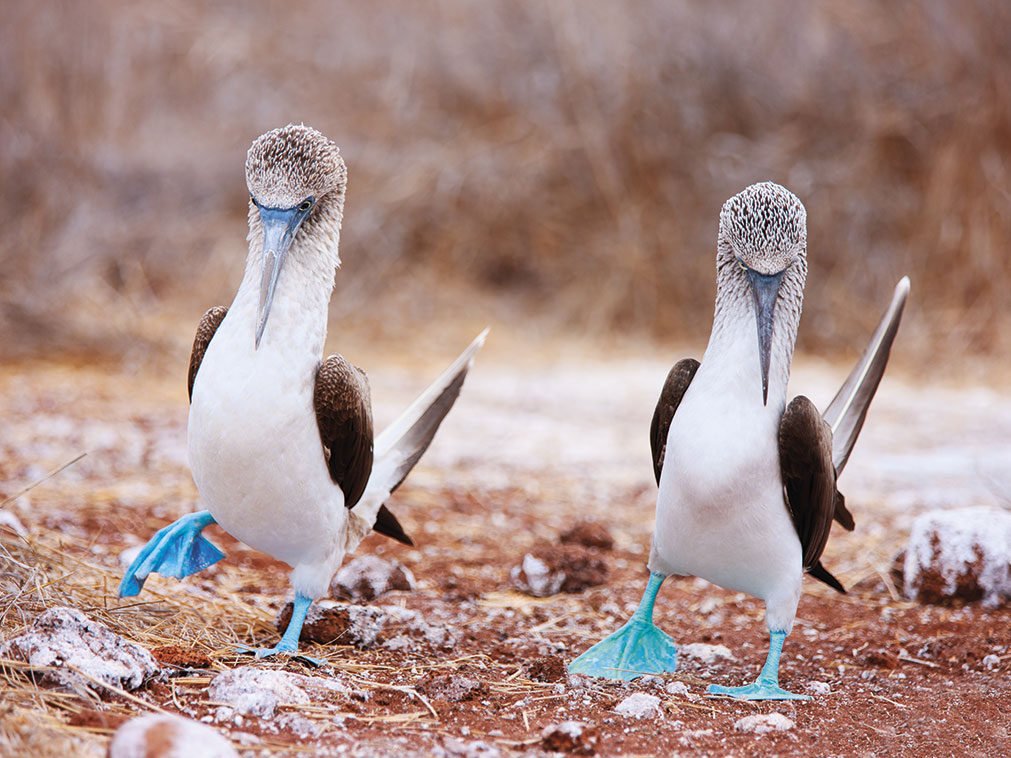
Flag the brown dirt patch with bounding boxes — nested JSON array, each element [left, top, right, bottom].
[[151, 645, 213, 669], [560, 521, 614, 551]]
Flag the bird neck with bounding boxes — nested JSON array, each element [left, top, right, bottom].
[[703, 260, 805, 407], [230, 204, 343, 356]]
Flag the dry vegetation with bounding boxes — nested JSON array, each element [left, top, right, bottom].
[[2, 3, 1011, 756], [2, 0, 1010, 365]]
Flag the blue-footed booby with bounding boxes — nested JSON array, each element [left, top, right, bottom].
[[569, 182, 909, 700], [119, 124, 487, 658]]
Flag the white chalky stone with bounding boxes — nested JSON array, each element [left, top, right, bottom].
[[109, 714, 236, 758]]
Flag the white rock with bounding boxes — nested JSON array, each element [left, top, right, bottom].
[[119, 545, 143, 569], [510, 554, 564, 597], [982, 654, 1000, 670], [679, 643, 734, 664], [665, 681, 691, 697], [109, 714, 236, 758], [0, 510, 27, 536], [734, 713, 795, 734], [614, 692, 662, 719], [277, 713, 324, 739], [542, 721, 586, 739], [678, 727, 714, 747], [382, 605, 457, 649], [904, 507, 1011, 605], [207, 667, 348, 719], [806, 681, 832, 695], [438, 738, 503, 758], [331, 555, 416, 601], [0, 607, 158, 692], [540, 721, 597, 753]]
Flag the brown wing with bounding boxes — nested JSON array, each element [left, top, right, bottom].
[[314, 355, 375, 511], [779, 395, 849, 593], [649, 358, 700, 485], [188, 306, 228, 401]]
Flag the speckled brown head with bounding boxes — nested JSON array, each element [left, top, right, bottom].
[[245, 124, 348, 348], [715, 182, 808, 404], [245, 124, 346, 209], [718, 181, 807, 275]]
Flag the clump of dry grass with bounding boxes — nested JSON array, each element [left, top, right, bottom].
[[2, 0, 1010, 366], [0, 523, 257, 753]]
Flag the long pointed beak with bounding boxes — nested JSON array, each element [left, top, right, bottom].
[[745, 268, 787, 405], [254, 204, 309, 349]]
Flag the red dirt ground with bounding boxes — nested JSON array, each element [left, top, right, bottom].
[[1, 360, 1009, 757]]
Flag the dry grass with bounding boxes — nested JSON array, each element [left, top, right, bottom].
[[2, 1, 1010, 367]]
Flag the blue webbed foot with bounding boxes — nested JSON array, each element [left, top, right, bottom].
[[118, 510, 224, 597], [569, 617, 678, 680], [708, 681, 811, 701], [237, 593, 320, 665], [707, 629, 812, 701], [569, 573, 677, 681]]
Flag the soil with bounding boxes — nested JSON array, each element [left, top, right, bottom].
[[1, 356, 1010, 757]]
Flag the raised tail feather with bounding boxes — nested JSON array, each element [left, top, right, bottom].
[[353, 329, 488, 539], [823, 277, 909, 476]]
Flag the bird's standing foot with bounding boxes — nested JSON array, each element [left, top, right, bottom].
[[119, 510, 224, 597], [237, 593, 322, 665], [569, 573, 677, 680], [708, 680, 810, 701], [707, 629, 812, 701], [234, 643, 324, 668]]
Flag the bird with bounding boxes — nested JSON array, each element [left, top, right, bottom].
[[119, 124, 487, 658], [569, 181, 909, 699]]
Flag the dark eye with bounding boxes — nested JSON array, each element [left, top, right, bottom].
[[298, 199, 313, 213]]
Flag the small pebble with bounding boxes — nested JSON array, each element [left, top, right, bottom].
[[665, 681, 690, 697], [734, 713, 795, 734], [806, 681, 832, 696], [614, 692, 661, 719], [540, 721, 598, 755], [679, 642, 734, 664]]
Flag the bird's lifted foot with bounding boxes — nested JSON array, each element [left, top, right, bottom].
[[118, 510, 224, 597], [569, 573, 677, 681], [707, 629, 812, 701]]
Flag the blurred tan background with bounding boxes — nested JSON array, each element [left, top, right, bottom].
[[2, 0, 1009, 373]]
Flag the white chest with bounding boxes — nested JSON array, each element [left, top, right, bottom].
[[650, 327, 801, 598], [186, 283, 345, 567]]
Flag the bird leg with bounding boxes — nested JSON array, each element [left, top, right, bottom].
[[118, 510, 224, 597], [708, 629, 812, 700], [237, 592, 322, 663], [568, 572, 678, 680]]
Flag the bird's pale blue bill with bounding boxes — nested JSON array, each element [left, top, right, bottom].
[[745, 267, 788, 405], [254, 201, 313, 348]]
